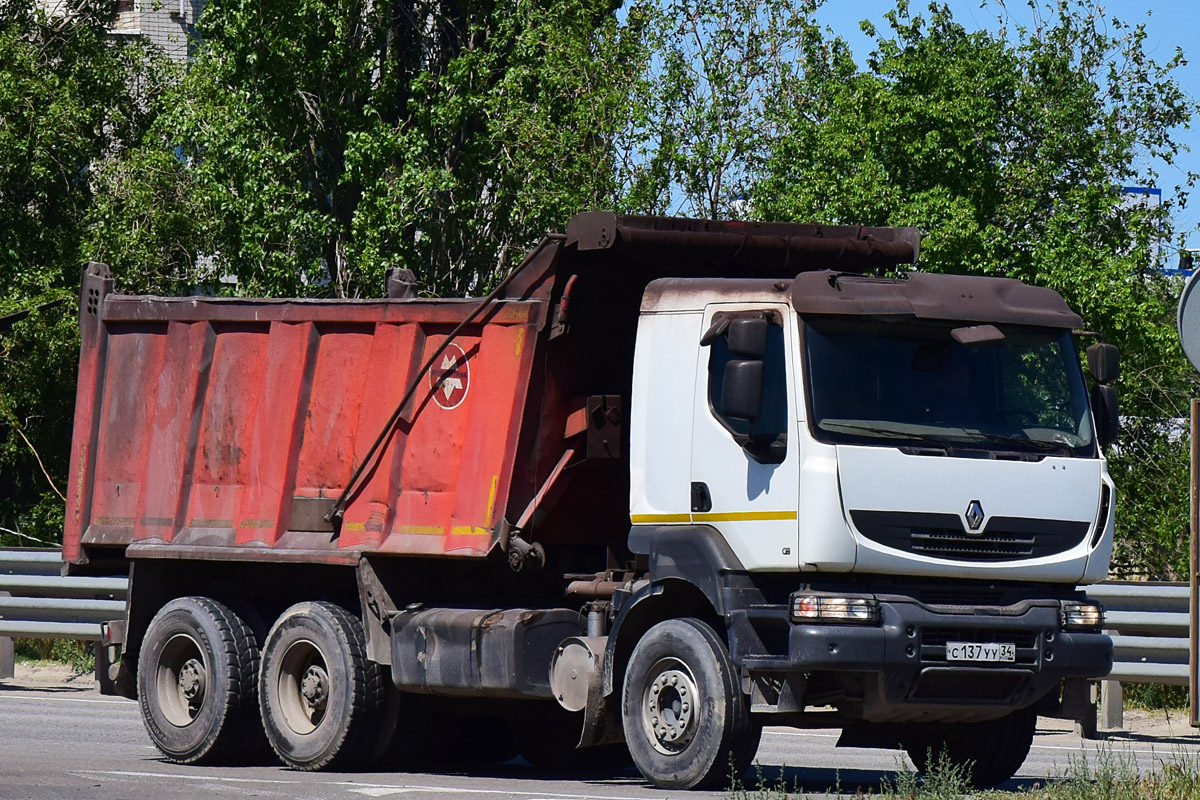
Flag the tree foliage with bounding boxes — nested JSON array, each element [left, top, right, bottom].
[[0, 0, 169, 546], [614, 0, 818, 217], [90, 0, 647, 298]]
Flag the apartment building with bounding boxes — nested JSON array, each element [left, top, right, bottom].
[[37, 0, 204, 63]]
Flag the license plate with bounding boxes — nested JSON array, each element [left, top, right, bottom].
[[945, 641, 1015, 662]]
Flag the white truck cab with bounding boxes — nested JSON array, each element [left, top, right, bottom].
[[631, 272, 1114, 581], [616, 265, 1114, 788]]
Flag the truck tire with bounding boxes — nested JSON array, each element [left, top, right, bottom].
[[137, 596, 266, 764], [259, 601, 385, 771], [905, 705, 1037, 788], [621, 618, 760, 789]]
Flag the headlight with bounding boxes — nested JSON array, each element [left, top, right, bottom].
[[791, 594, 880, 625], [1061, 601, 1104, 631]]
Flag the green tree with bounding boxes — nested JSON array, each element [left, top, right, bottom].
[[91, 0, 648, 298], [0, 0, 169, 546], [613, 0, 819, 218]]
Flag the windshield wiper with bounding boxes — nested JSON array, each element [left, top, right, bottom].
[[966, 431, 1072, 453], [821, 421, 1076, 456], [819, 421, 951, 449]]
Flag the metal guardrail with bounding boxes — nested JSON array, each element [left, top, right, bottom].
[[0, 548, 128, 681], [1083, 581, 1191, 733], [1088, 581, 1190, 685]]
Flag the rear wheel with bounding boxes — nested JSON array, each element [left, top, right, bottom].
[[621, 618, 760, 789], [259, 601, 385, 770], [905, 705, 1037, 788], [137, 596, 265, 764]]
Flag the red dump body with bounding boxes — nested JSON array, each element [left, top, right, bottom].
[[64, 292, 543, 565], [63, 213, 917, 569]]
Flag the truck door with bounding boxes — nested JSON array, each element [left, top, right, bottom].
[[690, 304, 799, 570]]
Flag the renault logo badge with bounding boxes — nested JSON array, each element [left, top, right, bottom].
[[965, 500, 985, 532]]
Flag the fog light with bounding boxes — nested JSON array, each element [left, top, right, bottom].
[[1061, 601, 1103, 630], [791, 594, 880, 625]]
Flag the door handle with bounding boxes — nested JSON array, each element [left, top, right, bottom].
[[691, 482, 712, 513]]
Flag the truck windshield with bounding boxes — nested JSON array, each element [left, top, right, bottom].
[[803, 318, 1095, 457]]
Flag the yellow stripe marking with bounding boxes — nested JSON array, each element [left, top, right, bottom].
[[485, 475, 499, 526], [515, 328, 526, 357], [94, 517, 135, 527], [631, 511, 798, 524], [693, 510, 797, 522], [395, 524, 444, 536], [342, 522, 366, 532], [630, 513, 692, 524], [451, 525, 491, 536]]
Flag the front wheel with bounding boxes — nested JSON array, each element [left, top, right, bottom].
[[259, 601, 386, 771], [905, 705, 1037, 788], [621, 618, 760, 789]]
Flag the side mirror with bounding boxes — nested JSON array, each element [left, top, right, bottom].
[[727, 317, 768, 359], [721, 359, 764, 422], [1091, 384, 1119, 447], [1086, 342, 1119, 385]]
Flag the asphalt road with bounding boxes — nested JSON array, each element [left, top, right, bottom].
[[3, 684, 1200, 800]]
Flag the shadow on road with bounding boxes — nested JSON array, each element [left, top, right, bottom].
[[0, 681, 94, 694], [1101, 731, 1198, 746]]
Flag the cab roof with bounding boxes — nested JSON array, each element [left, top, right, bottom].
[[791, 270, 1082, 329]]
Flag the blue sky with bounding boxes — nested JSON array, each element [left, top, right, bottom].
[[816, 0, 1200, 250]]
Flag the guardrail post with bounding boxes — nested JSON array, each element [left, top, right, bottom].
[[94, 641, 115, 694], [1100, 679, 1124, 731], [1062, 677, 1098, 739], [0, 590, 12, 680], [0, 640, 12, 680]]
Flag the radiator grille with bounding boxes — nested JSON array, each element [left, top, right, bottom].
[[851, 510, 1089, 562]]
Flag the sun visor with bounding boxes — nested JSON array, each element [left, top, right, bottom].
[[791, 270, 1083, 329]]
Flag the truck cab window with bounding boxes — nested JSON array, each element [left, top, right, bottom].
[[707, 318, 788, 445], [804, 318, 1094, 456]]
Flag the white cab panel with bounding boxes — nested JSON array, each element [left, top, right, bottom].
[[837, 445, 1104, 582], [689, 304, 799, 571], [796, 440, 857, 571], [629, 310, 702, 521]]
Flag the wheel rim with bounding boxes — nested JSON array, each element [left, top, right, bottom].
[[276, 638, 330, 735], [640, 657, 700, 755], [156, 632, 207, 727]]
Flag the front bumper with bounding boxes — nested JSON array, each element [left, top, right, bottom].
[[730, 596, 1112, 723]]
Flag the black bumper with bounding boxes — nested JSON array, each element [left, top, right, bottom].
[[730, 597, 1112, 723]]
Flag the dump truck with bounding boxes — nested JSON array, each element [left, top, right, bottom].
[[65, 212, 1117, 789]]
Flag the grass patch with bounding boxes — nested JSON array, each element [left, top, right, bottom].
[[14, 638, 95, 674], [727, 745, 1200, 800], [1124, 682, 1189, 711], [881, 749, 971, 800], [1033, 747, 1200, 800]]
